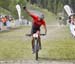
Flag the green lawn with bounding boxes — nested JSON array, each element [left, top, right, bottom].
[[0, 26, 32, 60], [0, 26, 75, 60], [40, 26, 75, 60]]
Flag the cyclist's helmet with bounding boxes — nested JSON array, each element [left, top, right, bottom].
[[39, 13, 44, 19]]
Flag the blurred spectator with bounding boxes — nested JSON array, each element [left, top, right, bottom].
[[5, 16, 11, 29], [0, 17, 3, 30], [1, 16, 7, 30], [58, 17, 63, 25]]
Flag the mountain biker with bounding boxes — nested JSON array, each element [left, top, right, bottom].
[[68, 14, 75, 38], [69, 14, 75, 25], [23, 6, 47, 52]]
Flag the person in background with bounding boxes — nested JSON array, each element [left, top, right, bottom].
[[5, 16, 11, 29], [1, 16, 7, 30], [0, 16, 3, 30]]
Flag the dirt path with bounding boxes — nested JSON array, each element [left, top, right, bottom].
[[0, 60, 74, 64]]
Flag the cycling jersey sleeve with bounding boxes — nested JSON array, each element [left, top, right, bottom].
[[30, 13, 38, 19]]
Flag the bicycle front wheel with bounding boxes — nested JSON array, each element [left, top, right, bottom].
[[34, 39, 39, 60], [36, 49, 38, 60]]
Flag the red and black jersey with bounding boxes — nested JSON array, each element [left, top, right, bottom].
[[30, 13, 46, 28]]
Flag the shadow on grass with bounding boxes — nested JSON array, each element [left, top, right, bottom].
[[38, 57, 75, 62], [0, 26, 25, 33]]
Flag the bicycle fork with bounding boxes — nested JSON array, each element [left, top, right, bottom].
[[33, 38, 38, 52]]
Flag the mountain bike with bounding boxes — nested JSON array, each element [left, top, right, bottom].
[[26, 33, 45, 60]]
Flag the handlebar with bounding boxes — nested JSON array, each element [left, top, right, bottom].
[[40, 34, 46, 36], [26, 34, 31, 36], [26, 34, 46, 36]]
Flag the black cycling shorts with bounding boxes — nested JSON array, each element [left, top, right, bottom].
[[31, 25, 40, 34]]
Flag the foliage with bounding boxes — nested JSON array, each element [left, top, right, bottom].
[[0, 0, 27, 19], [0, 0, 75, 18], [30, 0, 75, 14]]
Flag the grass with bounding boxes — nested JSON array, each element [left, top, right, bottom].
[[0, 26, 33, 60], [40, 39, 75, 60], [0, 39, 32, 60], [39, 26, 75, 60], [0, 25, 75, 60]]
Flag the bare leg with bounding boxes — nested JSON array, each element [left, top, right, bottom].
[[37, 31, 41, 49], [38, 36, 41, 49], [32, 37, 34, 50]]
